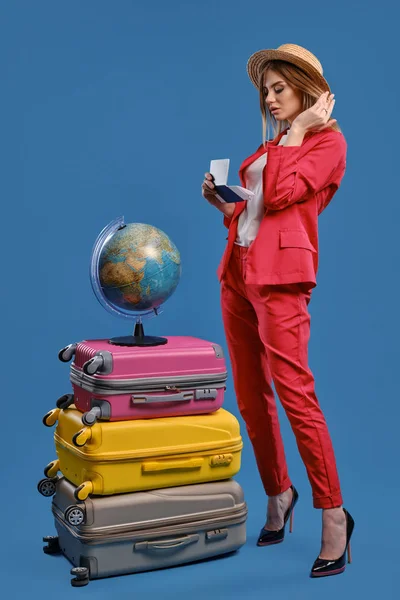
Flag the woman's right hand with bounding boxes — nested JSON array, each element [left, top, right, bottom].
[[201, 173, 235, 217], [201, 172, 219, 205]]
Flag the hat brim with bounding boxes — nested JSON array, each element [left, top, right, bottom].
[[247, 49, 330, 93]]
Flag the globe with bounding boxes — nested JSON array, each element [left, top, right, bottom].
[[89, 217, 181, 346], [92, 220, 181, 317]]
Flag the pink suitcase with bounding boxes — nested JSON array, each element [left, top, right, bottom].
[[44, 336, 227, 427]]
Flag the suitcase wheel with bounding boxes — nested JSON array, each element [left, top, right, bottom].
[[65, 505, 85, 526], [56, 393, 74, 410], [72, 427, 92, 447], [70, 567, 89, 587], [44, 459, 60, 478], [73, 482, 93, 502], [82, 407, 101, 426], [42, 408, 60, 427], [42, 535, 60, 554], [37, 478, 58, 497], [83, 355, 104, 376], [58, 343, 77, 363]]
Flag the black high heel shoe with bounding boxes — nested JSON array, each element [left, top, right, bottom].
[[310, 507, 355, 578], [257, 485, 299, 546]]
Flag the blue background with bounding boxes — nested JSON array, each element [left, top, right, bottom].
[[2, 0, 398, 597]]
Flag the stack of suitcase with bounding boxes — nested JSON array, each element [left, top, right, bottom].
[[39, 336, 247, 587]]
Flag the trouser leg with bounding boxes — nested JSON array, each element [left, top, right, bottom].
[[247, 282, 343, 509], [220, 248, 291, 496]]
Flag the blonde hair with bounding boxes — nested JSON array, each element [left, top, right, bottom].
[[258, 59, 342, 146]]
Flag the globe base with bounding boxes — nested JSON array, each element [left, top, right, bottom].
[[109, 335, 168, 347]]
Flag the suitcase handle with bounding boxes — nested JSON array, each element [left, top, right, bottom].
[[141, 458, 204, 472], [135, 534, 200, 552], [132, 388, 219, 404], [131, 391, 194, 404]]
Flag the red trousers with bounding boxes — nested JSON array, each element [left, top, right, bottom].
[[220, 244, 343, 509]]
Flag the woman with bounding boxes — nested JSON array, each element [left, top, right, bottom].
[[201, 43, 354, 578]]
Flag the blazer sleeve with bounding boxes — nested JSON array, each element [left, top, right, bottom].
[[222, 200, 244, 228], [223, 214, 231, 228], [263, 132, 347, 211]]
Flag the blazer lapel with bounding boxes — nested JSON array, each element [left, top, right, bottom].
[[238, 146, 265, 186], [238, 127, 290, 185]]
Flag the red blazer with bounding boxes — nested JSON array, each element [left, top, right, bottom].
[[217, 127, 347, 288]]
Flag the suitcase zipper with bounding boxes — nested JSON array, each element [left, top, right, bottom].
[[53, 503, 248, 543], [87, 504, 247, 537], [54, 435, 243, 462], [70, 365, 227, 395]]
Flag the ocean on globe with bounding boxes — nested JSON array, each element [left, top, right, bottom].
[[98, 223, 181, 313]]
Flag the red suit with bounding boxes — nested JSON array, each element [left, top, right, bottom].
[[218, 127, 347, 509]]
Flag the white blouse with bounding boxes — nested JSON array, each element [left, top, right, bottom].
[[235, 131, 289, 247]]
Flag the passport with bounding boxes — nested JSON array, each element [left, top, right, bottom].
[[209, 159, 254, 203]]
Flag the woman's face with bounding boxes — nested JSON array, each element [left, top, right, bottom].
[[263, 69, 303, 125]]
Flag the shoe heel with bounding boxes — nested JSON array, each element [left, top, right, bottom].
[[289, 508, 294, 533], [347, 540, 352, 564]]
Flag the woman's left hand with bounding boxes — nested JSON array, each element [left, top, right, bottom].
[[291, 91, 336, 133]]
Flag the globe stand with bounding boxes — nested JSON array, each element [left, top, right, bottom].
[[109, 319, 168, 347]]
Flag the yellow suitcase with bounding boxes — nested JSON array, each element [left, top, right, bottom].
[[39, 406, 243, 501]]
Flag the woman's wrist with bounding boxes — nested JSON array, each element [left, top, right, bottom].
[[283, 124, 306, 146], [218, 202, 235, 217]]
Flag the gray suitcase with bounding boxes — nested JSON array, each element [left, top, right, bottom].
[[43, 477, 247, 587]]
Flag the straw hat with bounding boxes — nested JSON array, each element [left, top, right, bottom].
[[247, 43, 331, 93]]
